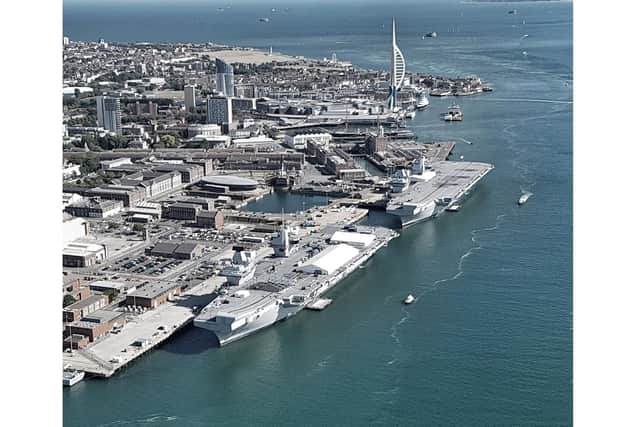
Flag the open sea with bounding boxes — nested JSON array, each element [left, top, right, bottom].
[[63, 1, 573, 425]]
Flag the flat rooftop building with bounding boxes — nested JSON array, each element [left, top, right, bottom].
[[125, 281, 182, 309]]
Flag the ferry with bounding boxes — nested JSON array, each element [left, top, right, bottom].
[[443, 104, 463, 122]]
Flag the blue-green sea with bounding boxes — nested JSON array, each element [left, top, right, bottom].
[[63, 1, 572, 425]]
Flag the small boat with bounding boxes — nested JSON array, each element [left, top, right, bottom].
[[422, 32, 438, 39], [404, 294, 415, 304], [446, 204, 461, 212], [442, 104, 463, 122], [258, 17, 270, 23], [405, 110, 416, 119], [518, 193, 531, 205], [63, 369, 85, 387], [508, 9, 517, 15]]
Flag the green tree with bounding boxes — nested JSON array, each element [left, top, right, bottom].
[[63, 294, 76, 307], [160, 134, 177, 147], [79, 154, 100, 175]]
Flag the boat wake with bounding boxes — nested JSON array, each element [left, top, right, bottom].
[[483, 97, 573, 105], [97, 414, 178, 426], [388, 214, 506, 347]]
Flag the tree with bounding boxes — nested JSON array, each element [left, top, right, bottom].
[[160, 134, 177, 147], [79, 154, 100, 175], [63, 294, 77, 308]]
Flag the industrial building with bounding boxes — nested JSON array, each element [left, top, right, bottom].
[[125, 281, 182, 309], [63, 294, 109, 323], [162, 202, 201, 221], [63, 242, 107, 267], [67, 310, 126, 342], [149, 242, 205, 259], [196, 210, 224, 229], [88, 280, 138, 295], [295, 243, 360, 275]]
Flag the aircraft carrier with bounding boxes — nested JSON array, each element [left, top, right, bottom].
[[386, 160, 494, 228], [194, 224, 398, 346]]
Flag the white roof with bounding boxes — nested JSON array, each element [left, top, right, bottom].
[[330, 231, 375, 248], [297, 244, 359, 275]]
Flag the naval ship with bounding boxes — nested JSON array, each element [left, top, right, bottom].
[[386, 157, 494, 228], [194, 222, 398, 346]]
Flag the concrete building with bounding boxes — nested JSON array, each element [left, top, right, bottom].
[[162, 202, 201, 221], [196, 210, 224, 229], [231, 97, 257, 114], [207, 96, 233, 125], [96, 96, 122, 135], [187, 124, 221, 138], [63, 242, 107, 267], [284, 132, 332, 150], [63, 294, 109, 323], [67, 310, 126, 342], [184, 84, 196, 112], [215, 58, 234, 96], [125, 282, 182, 309], [234, 84, 256, 98], [65, 198, 124, 218]]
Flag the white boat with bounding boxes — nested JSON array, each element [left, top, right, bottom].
[[446, 204, 461, 212], [416, 91, 430, 110], [442, 104, 463, 121], [405, 110, 416, 119], [63, 369, 85, 387], [518, 193, 531, 205], [404, 294, 415, 304]]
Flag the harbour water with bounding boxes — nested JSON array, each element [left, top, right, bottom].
[[63, 1, 572, 425]]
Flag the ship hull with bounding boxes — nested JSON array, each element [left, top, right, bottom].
[[386, 200, 438, 228], [194, 300, 280, 347]]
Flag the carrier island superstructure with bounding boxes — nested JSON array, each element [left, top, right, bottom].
[[194, 223, 397, 346]]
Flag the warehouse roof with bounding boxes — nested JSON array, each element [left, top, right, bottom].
[[296, 243, 360, 275]]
